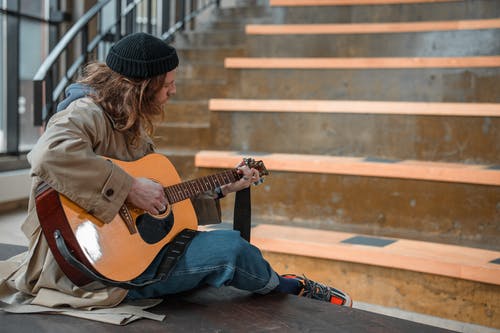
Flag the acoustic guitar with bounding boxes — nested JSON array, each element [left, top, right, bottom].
[[35, 153, 268, 287]]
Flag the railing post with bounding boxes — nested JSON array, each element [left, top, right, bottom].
[[115, 0, 122, 41], [147, 0, 152, 34], [177, 0, 186, 31], [125, 0, 135, 34], [81, 25, 89, 65], [161, 0, 171, 36], [44, 71, 54, 126], [5, 0, 20, 153], [190, 0, 196, 30]]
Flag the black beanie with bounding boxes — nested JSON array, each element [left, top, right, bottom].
[[106, 32, 179, 79]]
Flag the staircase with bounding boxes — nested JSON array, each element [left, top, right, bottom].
[[156, 0, 500, 329]]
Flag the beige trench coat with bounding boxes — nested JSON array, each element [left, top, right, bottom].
[[0, 97, 164, 323]]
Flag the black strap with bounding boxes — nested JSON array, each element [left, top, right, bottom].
[[54, 228, 197, 289], [154, 228, 198, 280], [233, 187, 251, 242]]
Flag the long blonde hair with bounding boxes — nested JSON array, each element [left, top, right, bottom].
[[78, 62, 165, 144]]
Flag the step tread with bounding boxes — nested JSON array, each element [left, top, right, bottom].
[[250, 224, 500, 285], [209, 99, 500, 116], [246, 18, 500, 34], [225, 56, 500, 68], [194, 150, 500, 186]]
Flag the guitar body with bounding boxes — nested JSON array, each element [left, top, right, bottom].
[[36, 153, 197, 286]]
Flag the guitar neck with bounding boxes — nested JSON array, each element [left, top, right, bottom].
[[164, 169, 240, 204]]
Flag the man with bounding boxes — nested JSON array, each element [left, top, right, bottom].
[[0, 33, 351, 322]]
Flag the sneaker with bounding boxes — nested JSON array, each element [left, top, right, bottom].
[[282, 274, 353, 307]]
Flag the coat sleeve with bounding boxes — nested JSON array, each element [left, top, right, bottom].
[[28, 101, 134, 223]]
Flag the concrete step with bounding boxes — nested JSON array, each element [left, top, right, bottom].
[[155, 123, 213, 151], [194, 150, 500, 251], [153, 148, 199, 181], [267, 0, 500, 24], [176, 62, 227, 81], [224, 66, 500, 102], [174, 79, 230, 100], [246, 223, 500, 329], [246, 29, 500, 57], [173, 30, 247, 48], [215, 4, 272, 19], [208, 99, 500, 164], [164, 100, 210, 125], [176, 47, 247, 63], [198, 16, 274, 31]]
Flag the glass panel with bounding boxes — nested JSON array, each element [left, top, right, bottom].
[[19, 17, 47, 152], [19, 0, 44, 18], [21, 0, 47, 147]]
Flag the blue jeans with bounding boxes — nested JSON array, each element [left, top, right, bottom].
[[126, 230, 279, 300]]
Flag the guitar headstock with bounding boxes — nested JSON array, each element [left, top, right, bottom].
[[243, 158, 269, 185]]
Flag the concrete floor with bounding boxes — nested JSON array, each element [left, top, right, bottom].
[[0, 208, 498, 333]]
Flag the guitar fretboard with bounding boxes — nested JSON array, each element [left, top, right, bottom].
[[164, 169, 240, 203]]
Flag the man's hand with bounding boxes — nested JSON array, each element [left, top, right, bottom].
[[126, 177, 168, 215]]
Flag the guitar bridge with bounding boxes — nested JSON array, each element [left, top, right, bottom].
[[119, 204, 137, 235]]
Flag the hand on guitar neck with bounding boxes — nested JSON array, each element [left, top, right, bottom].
[[126, 159, 263, 215], [219, 160, 262, 197]]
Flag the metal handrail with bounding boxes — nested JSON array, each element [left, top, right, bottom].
[[33, 0, 220, 127]]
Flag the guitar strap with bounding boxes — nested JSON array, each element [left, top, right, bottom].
[[233, 187, 251, 242], [54, 228, 198, 289], [154, 228, 198, 280]]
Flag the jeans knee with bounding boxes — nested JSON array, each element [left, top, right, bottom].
[[225, 232, 248, 256]]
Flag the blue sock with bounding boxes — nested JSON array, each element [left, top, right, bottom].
[[274, 275, 303, 295]]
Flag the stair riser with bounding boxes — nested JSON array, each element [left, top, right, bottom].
[[176, 48, 246, 63], [261, 252, 500, 328], [155, 126, 213, 150], [174, 82, 230, 100], [227, 69, 500, 102], [164, 102, 210, 124], [247, 30, 500, 57], [174, 31, 246, 48], [162, 154, 197, 180], [270, 0, 500, 23], [206, 169, 500, 250], [176, 64, 227, 81], [200, 17, 273, 30], [215, 5, 272, 18], [211, 112, 500, 164]]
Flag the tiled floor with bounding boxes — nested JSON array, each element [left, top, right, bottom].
[[0, 209, 28, 246], [0, 208, 498, 333]]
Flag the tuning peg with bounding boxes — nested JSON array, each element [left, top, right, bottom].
[[253, 178, 264, 186]]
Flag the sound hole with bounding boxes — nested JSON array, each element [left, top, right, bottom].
[[136, 211, 174, 244]]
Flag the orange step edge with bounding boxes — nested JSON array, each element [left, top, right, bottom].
[[195, 150, 500, 186], [250, 224, 500, 285], [245, 18, 500, 35], [209, 99, 500, 117], [224, 56, 500, 69]]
